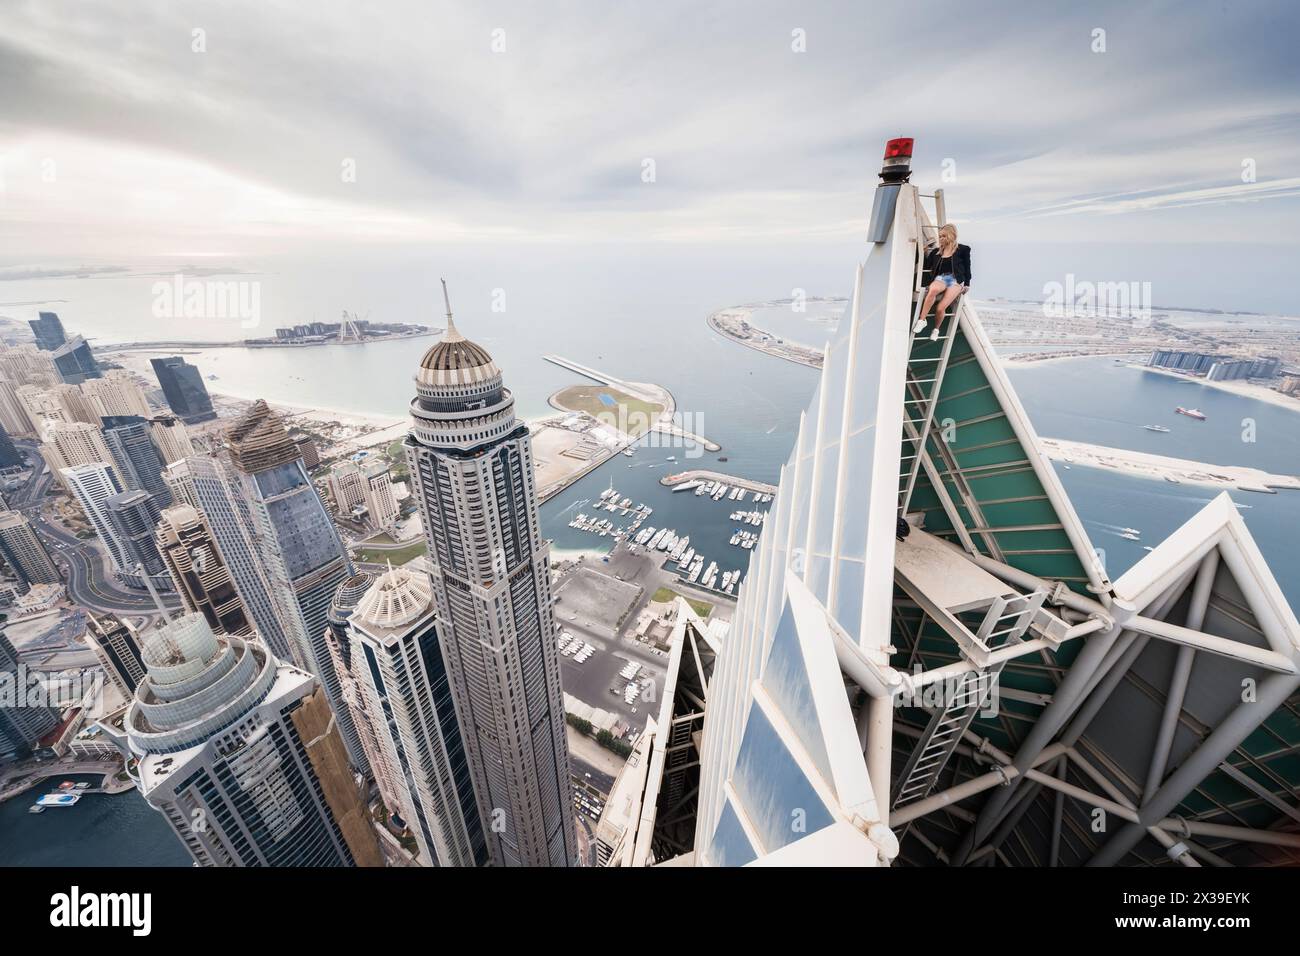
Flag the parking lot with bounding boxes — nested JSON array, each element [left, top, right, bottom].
[[553, 549, 673, 728]]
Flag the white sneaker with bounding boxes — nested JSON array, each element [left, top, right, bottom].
[[912, 317, 927, 334], [929, 326, 940, 342]]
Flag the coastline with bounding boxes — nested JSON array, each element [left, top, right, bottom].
[[1129, 363, 1300, 414], [1041, 437, 1300, 493], [999, 352, 1139, 369], [706, 305, 825, 369], [109, 348, 405, 435], [96, 329, 440, 353]]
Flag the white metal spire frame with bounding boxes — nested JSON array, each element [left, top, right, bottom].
[[692, 160, 1300, 866]]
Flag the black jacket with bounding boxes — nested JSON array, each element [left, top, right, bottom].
[[924, 243, 972, 288]]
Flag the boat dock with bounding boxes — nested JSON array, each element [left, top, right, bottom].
[[659, 469, 777, 495]]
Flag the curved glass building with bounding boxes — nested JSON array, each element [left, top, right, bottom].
[[118, 613, 382, 867]]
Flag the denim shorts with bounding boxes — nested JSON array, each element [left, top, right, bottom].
[[934, 274, 959, 288]]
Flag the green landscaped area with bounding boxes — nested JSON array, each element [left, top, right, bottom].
[[652, 586, 712, 619], [385, 440, 410, 481], [551, 384, 663, 436], [354, 541, 427, 565]]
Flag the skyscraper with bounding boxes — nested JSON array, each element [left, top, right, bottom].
[[16, 384, 71, 428], [0, 510, 60, 591], [83, 369, 152, 419], [150, 355, 217, 424], [105, 489, 172, 590], [101, 415, 173, 510], [348, 563, 488, 867], [61, 462, 130, 576], [51, 383, 98, 424], [113, 613, 383, 866], [324, 572, 379, 782], [39, 420, 120, 488], [188, 454, 296, 658], [28, 311, 67, 351], [83, 613, 147, 697], [0, 423, 23, 469], [405, 282, 574, 867], [364, 460, 399, 528], [0, 379, 35, 436], [161, 459, 197, 508], [156, 504, 250, 635], [51, 335, 101, 384], [0, 631, 60, 764], [0, 342, 59, 388], [197, 401, 365, 771], [149, 415, 195, 465], [329, 458, 399, 528], [328, 460, 368, 519]]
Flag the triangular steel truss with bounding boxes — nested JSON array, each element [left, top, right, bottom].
[[680, 172, 1300, 868]]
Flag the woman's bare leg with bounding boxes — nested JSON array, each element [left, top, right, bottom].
[[933, 284, 962, 332], [915, 279, 945, 331]]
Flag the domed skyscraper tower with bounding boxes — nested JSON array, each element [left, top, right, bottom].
[[403, 281, 575, 867]]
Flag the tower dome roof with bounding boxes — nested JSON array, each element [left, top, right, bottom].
[[355, 565, 433, 629], [416, 280, 500, 387]]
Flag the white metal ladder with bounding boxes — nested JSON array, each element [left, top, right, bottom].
[[891, 591, 1047, 815], [898, 187, 963, 517], [898, 298, 961, 515]]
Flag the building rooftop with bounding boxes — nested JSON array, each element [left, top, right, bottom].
[[225, 399, 299, 473], [354, 564, 433, 631], [415, 280, 501, 388]]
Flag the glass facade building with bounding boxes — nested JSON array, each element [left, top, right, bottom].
[[150, 355, 217, 424]]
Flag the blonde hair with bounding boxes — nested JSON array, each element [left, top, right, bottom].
[[937, 223, 958, 255]]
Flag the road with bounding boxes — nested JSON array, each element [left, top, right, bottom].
[[10, 445, 180, 615]]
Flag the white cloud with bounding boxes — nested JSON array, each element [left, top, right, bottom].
[[0, 0, 1296, 256]]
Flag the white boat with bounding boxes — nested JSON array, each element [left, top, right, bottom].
[[673, 481, 700, 493], [37, 793, 80, 807], [1143, 424, 1171, 433], [678, 547, 695, 568], [670, 535, 689, 560], [694, 483, 709, 497], [687, 556, 704, 583], [648, 528, 668, 549]]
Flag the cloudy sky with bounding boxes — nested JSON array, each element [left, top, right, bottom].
[[1, 0, 1298, 262]]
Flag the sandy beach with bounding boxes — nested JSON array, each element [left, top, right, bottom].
[[109, 346, 406, 451], [1041, 437, 1300, 493]]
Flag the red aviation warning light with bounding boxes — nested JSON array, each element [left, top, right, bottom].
[[879, 137, 914, 183], [868, 137, 914, 241], [884, 138, 913, 159]]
